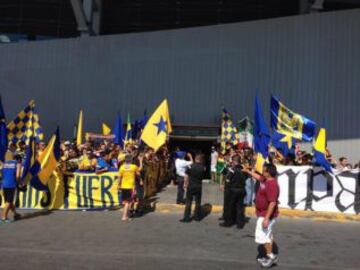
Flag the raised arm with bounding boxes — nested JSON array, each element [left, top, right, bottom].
[[241, 167, 263, 181], [187, 153, 193, 163]]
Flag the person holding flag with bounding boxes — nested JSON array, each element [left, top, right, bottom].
[[23, 127, 61, 191], [241, 94, 279, 268], [1, 152, 23, 223]]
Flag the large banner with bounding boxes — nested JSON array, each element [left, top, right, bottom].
[[0, 170, 122, 210], [277, 166, 360, 215], [0, 166, 359, 214]]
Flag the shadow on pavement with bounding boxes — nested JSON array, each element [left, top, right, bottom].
[[17, 209, 53, 221]]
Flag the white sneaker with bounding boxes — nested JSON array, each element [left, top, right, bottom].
[[261, 255, 278, 268], [257, 257, 267, 264]]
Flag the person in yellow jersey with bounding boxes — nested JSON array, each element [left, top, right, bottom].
[[118, 154, 141, 221]]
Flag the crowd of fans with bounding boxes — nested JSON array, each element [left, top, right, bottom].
[[211, 142, 356, 174], [6, 138, 170, 175]]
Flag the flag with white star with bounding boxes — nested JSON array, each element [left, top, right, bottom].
[[140, 99, 172, 152]]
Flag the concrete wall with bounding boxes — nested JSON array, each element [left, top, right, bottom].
[[0, 9, 359, 161]]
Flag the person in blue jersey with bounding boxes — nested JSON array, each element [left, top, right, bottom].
[[1, 153, 23, 223], [95, 150, 111, 174]]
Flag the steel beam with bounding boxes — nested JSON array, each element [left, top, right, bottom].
[[70, 0, 91, 36]]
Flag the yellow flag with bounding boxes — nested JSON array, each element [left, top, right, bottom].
[[31, 128, 60, 189], [313, 128, 326, 154], [102, 123, 111, 135], [255, 153, 266, 174], [76, 110, 83, 146], [37, 135, 58, 184], [141, 99, 172, 152]]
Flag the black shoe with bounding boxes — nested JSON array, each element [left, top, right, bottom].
[[236, 223, 245, 229], [218, 217, 224, 221], [13, 213, 22, 221], [219, 222, 233, 227], [179, 218, 192, 223]]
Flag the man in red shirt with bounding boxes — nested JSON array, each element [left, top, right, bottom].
[[243, 163, 280, 268]]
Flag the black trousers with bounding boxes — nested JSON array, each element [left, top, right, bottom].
[[176, 176, 185, 203], [183, 187, 202, 220], [223, 189, 246, 226], [222, 185, 230, 218]]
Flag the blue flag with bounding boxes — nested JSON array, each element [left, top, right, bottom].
[[313, 128, 332, 173], [132, 120, 140, 140], [271, 95, 316, 142], [0, 96, 7, 162], [254, 95, 270, 172], [140, 109, 148, 130], [113, 114, 124, 146], [271, 131, 296, 157], [22, 136, 36, 182]]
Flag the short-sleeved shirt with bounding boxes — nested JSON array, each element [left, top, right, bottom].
[[175, 159, 192, 177], [185, 163, 206, 189], [2, 160, 18, 189], [119, 164, 140, 190], [211, 151, 218, 166], [96, 158, 109, 171], [255, 177, 280, 219]]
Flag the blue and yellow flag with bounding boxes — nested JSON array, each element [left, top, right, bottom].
[[254, 95, 270, 173], [271, 131, 296, 157], [141, 99, 172, 152], [22, 136, 36, 183], [313, 128, 332, 172], [30, 127, 61, 190], [7, 100, 44, 145], [271, 96, 316, 142], [124, 113, 133, 145], [0, 96, 8, 162], [220, 109, 240, 153]]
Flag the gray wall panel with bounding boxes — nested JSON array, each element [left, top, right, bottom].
[[0, 9, 359, 145]]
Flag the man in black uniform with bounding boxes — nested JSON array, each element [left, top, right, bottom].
[[219, 159, 231, 222], [220, 155, 247, 228], [180, 154, 206, 222]]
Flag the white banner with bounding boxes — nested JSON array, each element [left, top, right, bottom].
[[277, 166, 360, 215]]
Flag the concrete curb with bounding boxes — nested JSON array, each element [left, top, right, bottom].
[[154, 204, 360, 222]]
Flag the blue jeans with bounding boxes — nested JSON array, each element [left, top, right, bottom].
[[244, 178, 254, 205], [176, 176, 185, 203]]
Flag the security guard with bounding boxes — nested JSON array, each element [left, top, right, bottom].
[[220, 155, 247, 228], [219, 156, 231, 222], [180, 154, 206, 222]]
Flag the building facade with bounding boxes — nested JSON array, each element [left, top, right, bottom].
[[0, 9, 359, 161]]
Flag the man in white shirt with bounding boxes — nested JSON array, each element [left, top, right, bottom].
[[175, 151, 193, 204], [210, 146, 218, 182]]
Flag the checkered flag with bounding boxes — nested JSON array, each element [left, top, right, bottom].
[[7, 100, 44, 145], [221, 109, 239, 153]]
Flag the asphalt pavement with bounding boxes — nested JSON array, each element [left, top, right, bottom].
[[0, 183, 359, 270]]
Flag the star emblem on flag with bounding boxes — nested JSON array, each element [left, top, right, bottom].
[[280, 133, 294, 149], [153, 116, 167, 135]]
